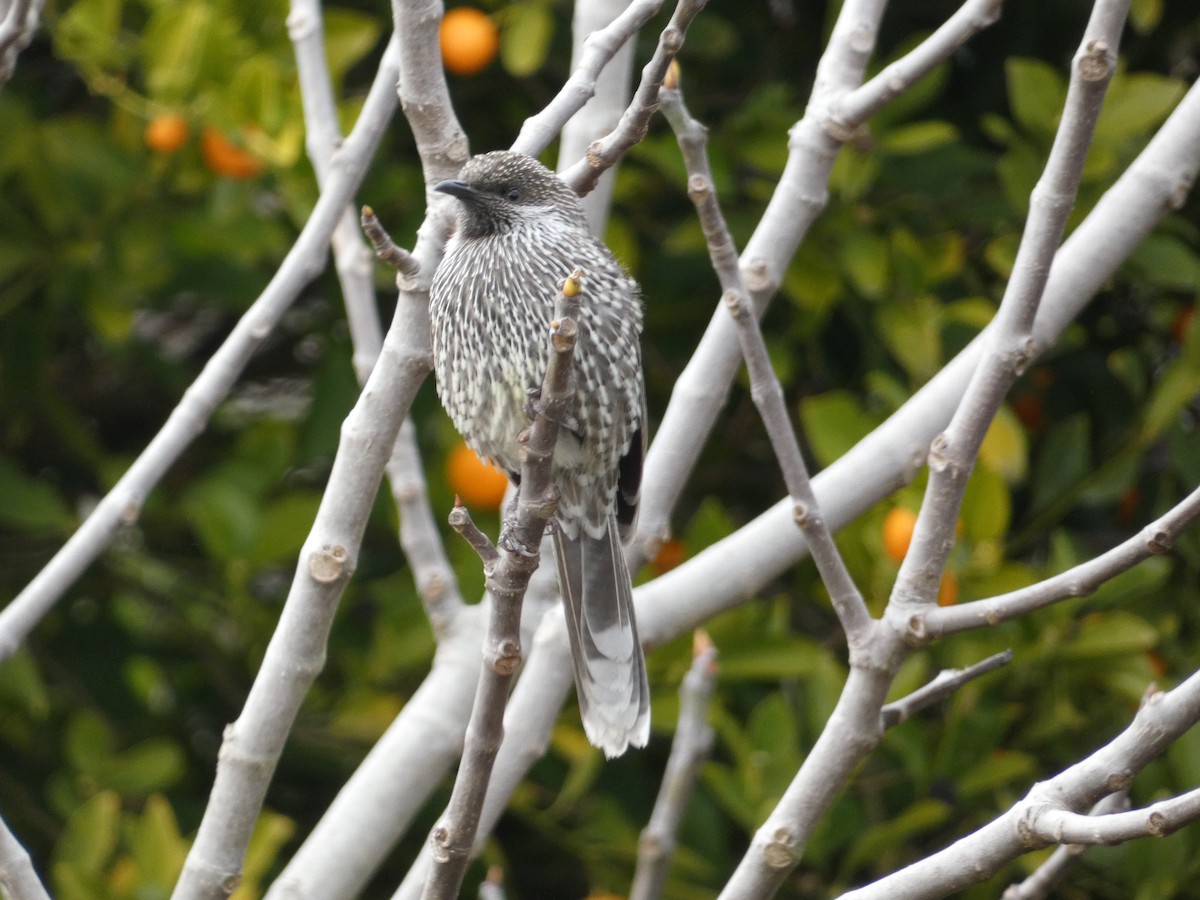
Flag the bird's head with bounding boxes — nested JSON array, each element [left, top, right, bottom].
[[435, 151, 588, 239]]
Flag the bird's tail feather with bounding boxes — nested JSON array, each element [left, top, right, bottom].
[[553, 518, 650, 757]]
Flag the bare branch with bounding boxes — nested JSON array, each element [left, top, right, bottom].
[[363, 205, 421, 277], [448, 503, 501, 568], [890, 0, 1126, 614], [635, 0, 890, 567], [629, 634, 718, 900], [1002, 792, 1130, 900], [0, 808, 50, 900], [0, 0, 41, 87], [838, 674, 1200, 899], [560, 0, 708, 196], [832, 0, 1003, 129], [913, 485, 1200, 641], [659, 78, 872, 642], [513, 0, 667, 158], [880, 650, 1012, 729], [420, 272, 585, 900]]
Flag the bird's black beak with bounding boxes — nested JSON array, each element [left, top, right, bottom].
[[435, 179, 476, 202]]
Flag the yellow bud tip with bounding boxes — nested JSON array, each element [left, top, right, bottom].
[[663, 59, 681, 91], [562, 269, 583, 297], [362, 205, 374, 218]]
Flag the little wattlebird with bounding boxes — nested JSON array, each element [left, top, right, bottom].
[[429, 150, 650, 757]]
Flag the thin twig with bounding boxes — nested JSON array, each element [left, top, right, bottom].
[[879, 650, 1012, 728], [420, 270, 585, 900], [0, 808, 51, 900], [913, 485, 1200, 641], [1002, 792, 1130, 900], [561, 0, 709, 196], [629, 633, 718, 900], [0, 0, 40, 85], [830, 0, 1003, 130], [660, 70, 873, 645], [838, 673, 1200, 899], [363, 205, 421, 276], [888, 0, 1126, 617], [513, 0, 667, 158]]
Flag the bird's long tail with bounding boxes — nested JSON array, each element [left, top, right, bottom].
[[553, 517, 650, 757]]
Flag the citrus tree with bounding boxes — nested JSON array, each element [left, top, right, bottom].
[[3, 0, 1200, 898]]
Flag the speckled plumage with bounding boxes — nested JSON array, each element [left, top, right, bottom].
[[429, 151, 649, 756]]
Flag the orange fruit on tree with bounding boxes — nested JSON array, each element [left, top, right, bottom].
[[937, 572, 959, 606], [881, 507, 917, 563], [201, 127, 263, 179], [446, 441, 509, 509], [440, 7, 499, 76], [145, 113, 189, 154], [652, 538, 686, 575]]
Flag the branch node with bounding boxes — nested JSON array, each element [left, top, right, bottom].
[[742, 256, 771, 292], [763, 828, 796, 869], [1147, 530, 1172, 554], [723, 289, 745, 318], [1080, 40, 1113, 81], [661, 25, 683, 53], [308, 544, 350, 583]]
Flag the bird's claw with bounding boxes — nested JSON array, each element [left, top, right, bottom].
[[498, 526, 538, 557], [524, 388, 581, 433]]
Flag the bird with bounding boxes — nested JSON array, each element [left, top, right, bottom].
[[428, 150, 650, 757]]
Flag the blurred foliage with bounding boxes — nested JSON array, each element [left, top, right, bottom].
[[2, 0, 1200, 898]]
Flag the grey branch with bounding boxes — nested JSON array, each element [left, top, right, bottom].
[[1002, 792, 1130, 900], [514, 0, 667, 158], [560, 0, 708, 197], [914, 485, 1200, 641], [879, 650, 1013, 729], [362, 205, 421, 277], [659, 79, 871, 642], [629, 635, 719, 900], [839, 674, 1200, 899], [557, 0, 637, 234], [420, 272, 584, 900], [0, 808, 50, 900], [890, 0, 1124, 620], [0, 0, 42, 87], [832, 0, 1003, 129]]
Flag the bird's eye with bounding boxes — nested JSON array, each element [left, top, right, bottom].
[[505, 187, 521, 202]]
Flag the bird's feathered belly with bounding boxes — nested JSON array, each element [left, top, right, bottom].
[[429, 227, 642, 537]]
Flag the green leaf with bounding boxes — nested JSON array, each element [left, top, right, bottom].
[[799, 390, 879, 468], [104, 739, 187, 795], [957, 750, 1037, 798], [52, 791, 120, 875], [879, 121, 958, 156], [978, 405, 1028, 484], [323, 8, 383, 84], [1095, 73, 1186, 144], [717, 638, 822, 680], [501, 1, 553, 77], [844, 798, 951, 873], [129, 795, 188, 887], [1006, 58, 1066, 135], [1061, 611, 1158, 660], [1129, 0, 1163, 32], [962, 465, 1011, 542], [1127, 233, 1200, 291], [237, 810, 296, 897], [877, 301, 941, 382], [250, 491, 323, 564], [841, 231, 890, 300], [1030, 414, 1090, 512], [0, 455, 74, 532]]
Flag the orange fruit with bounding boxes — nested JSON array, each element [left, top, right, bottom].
[[881, 507, 917, 563], [937, 572, 959, 606], [440, 7, 499, 76], [1173, 306, 1194, 344], [446, 441, 509, 509], [201, 127, 263, 179], [145, 113, 189, 154], [652, 538, 686, 575]]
